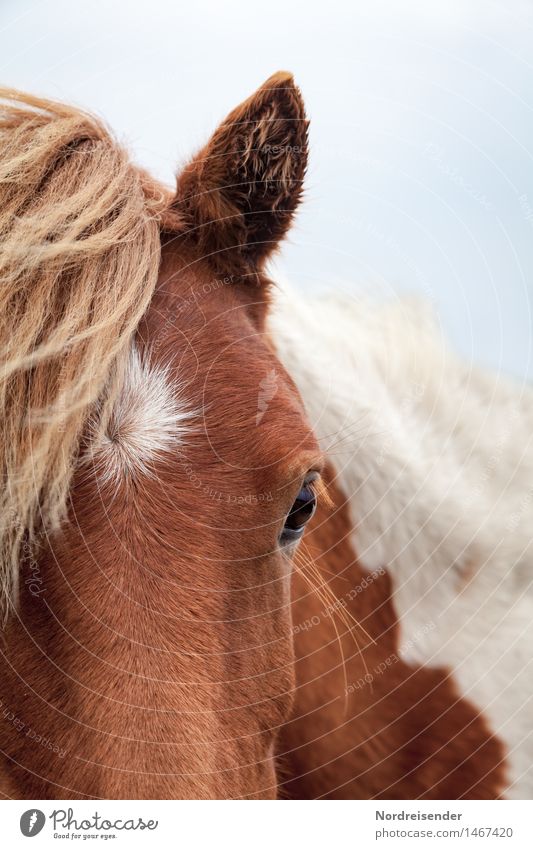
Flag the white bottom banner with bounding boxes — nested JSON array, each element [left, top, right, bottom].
[[2, 799, 533, 848]]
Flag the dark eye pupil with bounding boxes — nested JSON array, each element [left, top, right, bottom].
[[280, 484, 317, 545], [287, 485, 316, 529]]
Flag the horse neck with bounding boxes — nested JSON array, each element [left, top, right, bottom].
[[268, 283, 520, 597]]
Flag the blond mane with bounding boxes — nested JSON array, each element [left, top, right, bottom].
[[0, 88, 171, 620]]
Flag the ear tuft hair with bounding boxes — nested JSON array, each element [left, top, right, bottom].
[[174, 72, 308, 277]]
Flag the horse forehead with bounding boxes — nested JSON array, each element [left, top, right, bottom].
[[143, 272, 318, 460], [86, 344, 192, 483], [146, 278, 290, 408]]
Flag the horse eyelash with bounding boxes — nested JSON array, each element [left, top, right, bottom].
[[309, 475, 333, 511]]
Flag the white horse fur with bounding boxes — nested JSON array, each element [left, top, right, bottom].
[[269, 281, 533, 799]]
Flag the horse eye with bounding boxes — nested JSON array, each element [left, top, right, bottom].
[[279, 479, 317, 546]]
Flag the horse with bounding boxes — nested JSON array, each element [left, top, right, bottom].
[[0, 73, 531, 800]]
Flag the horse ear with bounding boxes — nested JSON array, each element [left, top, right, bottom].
[[174, 71, 308, 277]]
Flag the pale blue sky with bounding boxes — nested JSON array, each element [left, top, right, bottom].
[[2, 0, 533, 380]]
